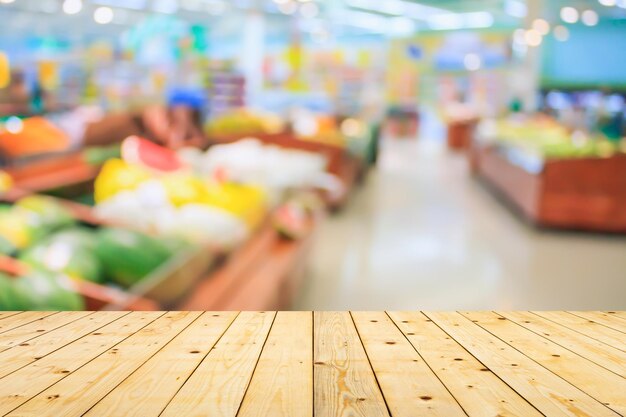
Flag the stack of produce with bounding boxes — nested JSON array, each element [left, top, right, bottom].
[[178, 139, 343, 205], [0, 195, 182, 311], [204, 108, 284, 137], [480, 116, 626, 159], [93, 136, 266, 249]]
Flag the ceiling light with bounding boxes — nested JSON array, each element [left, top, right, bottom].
[[62, 0, 82, 14], [553, 25, 569, 41], [0, 0, 16, 4], [345, 0, 446, 20], [94, 6, 113, 24], [532, 18, 550, 35], [464, 53, 481, 71], [560, 7, 579, 24], [428, 12, 493, 30], [598, 0, 616, 5], [581, 9, 599, 25], [505, 0, 527, 18], [524, 29, 542, 46], [153, 0, 178, 13]]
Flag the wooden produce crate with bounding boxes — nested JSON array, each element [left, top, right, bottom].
[[447, 118, 478, 151], [3, 151, 100, 201], [208, 131, 363, 209], [0, 255, 159, 311], [180, 212, 320, 311], [0, 192, 216, 310], [471, 142, 626, 232]]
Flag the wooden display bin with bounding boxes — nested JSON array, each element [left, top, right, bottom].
[[180, 213, 319, 311], [471, 142, 626, 232], [208, 131, 364, 209], [0, 192, 216, 311], [4, 152, 317, 311], [447, 118, 478, 151]]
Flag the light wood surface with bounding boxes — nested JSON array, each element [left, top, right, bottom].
[[0, 311, 623, 416]]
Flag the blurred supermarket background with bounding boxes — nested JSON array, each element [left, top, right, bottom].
[[0, 0, 625, 312]]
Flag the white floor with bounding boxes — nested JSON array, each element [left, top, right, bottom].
[[295, 138, 626, 311]]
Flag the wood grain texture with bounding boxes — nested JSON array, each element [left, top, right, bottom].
[[0, 311, 127, 379], [461, 311, 626, 415], [352, 311, 466, 417], [0, 311, 92, 353], [160, 311, 276, 417], [0, 312, 57, 334], [502, 311, 626, 378], [0, 312, 22, 320], [0, 311, 623, 416], [568, 311, 626, 334], [388, 311, 543, 417], [534, 311, 626, 351], [0, 312, 162, 415], [8, 312, 200, 417], [604, 311, 626, 321], [84, 312, 238, 417], [238, 312, 313, 417], [313, 311, 389, 417], [426, 312, 619, 417]]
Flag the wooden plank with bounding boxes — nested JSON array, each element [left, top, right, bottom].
[[603, 311, 626, 321], [84, 312, 238, 417], [568, 311, 626, 334], [426, 312, 619, 417], [9, 312, 200, 417], [0, 311, 57, 334], [388, 311, 542, 417], [160, 311, 276, 417], [0, 312, 22, 320], [534, 311, 626, 351], [0, 311, 92, 353], [0, 311, 163, 415], [313, 311, 388, 417], [351, 311, 465, 417], [462, 311, 626, 415], [238, 311, 313, 417], [0, 311, 126, 379], [502, 311, 626, 378]]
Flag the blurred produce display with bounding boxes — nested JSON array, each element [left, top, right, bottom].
[[479, 115, 626, 160], [0, 116, 70, 159], [0, 195, 181, 311], [205, 108, 284, 137], [179, 138, 341, 204]]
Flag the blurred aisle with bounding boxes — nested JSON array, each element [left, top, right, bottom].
[[296, 137, 626, 310]]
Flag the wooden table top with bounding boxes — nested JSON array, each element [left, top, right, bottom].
[[0, 311, 624, 416]]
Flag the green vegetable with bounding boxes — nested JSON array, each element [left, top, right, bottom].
[[12, 270, 85, 311], [0, 235, 16, 256], [0, 273, 19, 311], [14, 195, 75, 231], [83, 145, 121, 166], [18, 227, 103, 284], [95, 228, 172, 288]]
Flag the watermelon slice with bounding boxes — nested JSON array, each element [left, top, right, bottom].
[[121, 136, 183, 172]]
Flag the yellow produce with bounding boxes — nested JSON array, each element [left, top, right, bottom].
[[200, 182, 266, 229], [0, 171, 13, 194], [94, 159, 151, 203], [160, 175, 209, 207]]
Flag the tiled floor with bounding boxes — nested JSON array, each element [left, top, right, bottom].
[[296, 138, 626, 311]]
